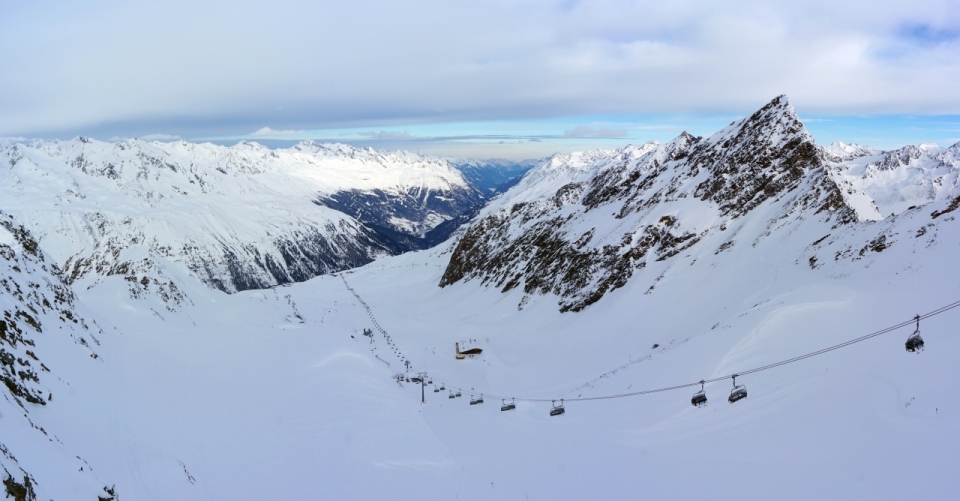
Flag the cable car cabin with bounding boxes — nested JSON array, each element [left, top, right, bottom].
[[691, 390, 707, 407], [905, 332, 924, 353], [501, 399, 516, 411], [728, 385, 747, 403], [549, 400, 565, 416]]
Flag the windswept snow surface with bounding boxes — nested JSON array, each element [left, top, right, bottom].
[[3, 97, 960, 499], [52, 202, 960, 500]]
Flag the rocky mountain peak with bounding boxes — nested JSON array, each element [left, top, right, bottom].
[[441, 96, 861, 312], [689, 95, 844, 219]]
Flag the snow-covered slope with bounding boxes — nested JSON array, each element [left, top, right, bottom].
[[446, 158, 537, 195], [441, 96, 873, 311], [2, 96, 960, 500], [0, 213, 118, 500], [0, 139, 482, 299], [827, 141, 960, 217]]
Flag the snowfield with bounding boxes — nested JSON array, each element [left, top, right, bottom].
[[1, 97, 959, 500]]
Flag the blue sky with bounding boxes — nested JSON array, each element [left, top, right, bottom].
[[2, 0, 958, 159], [197, 112, 960, 160]]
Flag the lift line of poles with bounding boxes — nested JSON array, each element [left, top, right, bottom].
[[343, 271, 958, 417]]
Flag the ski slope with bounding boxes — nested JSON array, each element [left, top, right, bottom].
[[8, 193, 954, 500], [3, 97, 960, 499]]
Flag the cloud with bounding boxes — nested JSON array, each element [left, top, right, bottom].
[[357, 131, 415, 140], [249, 127, 305, 137], [2, 0, 959, 140], [563, 126, 628, 138], [107, 133, 181, 141], [141, 133, 181, 141]]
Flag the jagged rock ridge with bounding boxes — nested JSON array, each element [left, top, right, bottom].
[[440, 96, 904, 312]]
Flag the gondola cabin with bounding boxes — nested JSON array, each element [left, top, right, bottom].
[[905, 315, 925, 353], [906, 332, 924, 353], [691, 390, 707, 407], [550, 400, 565, 416], [728, 385, 747, 403]]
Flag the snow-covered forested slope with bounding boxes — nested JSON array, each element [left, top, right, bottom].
[[0, 139, 483, 299], [1, 96, 959, 500]]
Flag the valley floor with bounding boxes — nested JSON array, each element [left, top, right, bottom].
[[43, 219, 960, 500]]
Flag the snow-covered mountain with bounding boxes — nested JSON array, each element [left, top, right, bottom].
[[446, 158, 537, 195], [441, 97, 853, 310], [828, 141, 960, 217], [0, 213, 118, 500], [0, 139, 486, 298], [2, 96, 959, 499]]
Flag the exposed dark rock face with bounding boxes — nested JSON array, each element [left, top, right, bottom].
[[440, 96, 860, 312], [1, 212, 113, 495]]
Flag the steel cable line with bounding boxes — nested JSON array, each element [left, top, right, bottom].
[[475, 299, 960, 403], [340, 273, 960, 405]]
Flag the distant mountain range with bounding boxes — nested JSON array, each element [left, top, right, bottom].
[[0, 139, 533, 295]]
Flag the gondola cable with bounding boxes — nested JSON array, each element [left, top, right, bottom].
[[450, 300, 960, 404], [341, 274, 959, 406]]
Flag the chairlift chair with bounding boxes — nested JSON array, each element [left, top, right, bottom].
[[906, 315, 924, 353], [477, 394, 484, 404], [439, 384, 445, 391], [691, 381, 707, 407], [549, 399, 565, 416], [728, 375, 747, 404], [448, 391, 456, 399], [501, 398, 516, 411], [469, 395, 479, 405], [456, 390, 462, 397], [434, 387, 440, 393]]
